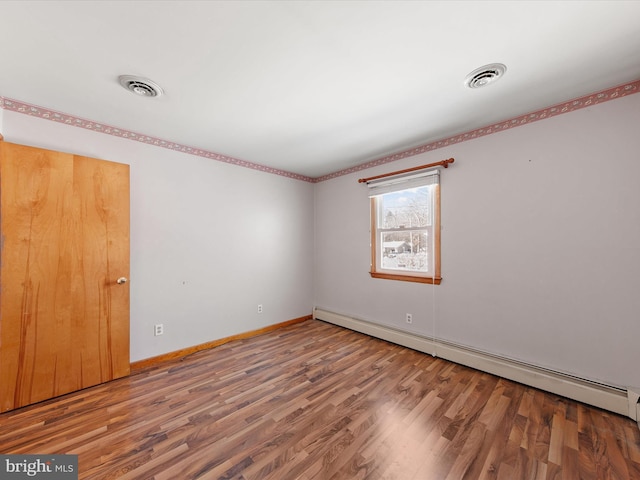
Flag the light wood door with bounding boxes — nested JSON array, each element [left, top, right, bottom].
[[0, 142, 130, 412]]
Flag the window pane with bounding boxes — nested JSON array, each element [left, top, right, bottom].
[[370, 178, 440, 284], [380, 186, 431, 229], [380, 230, 429, 272]]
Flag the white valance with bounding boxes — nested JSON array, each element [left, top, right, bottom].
[[367, 169, 439, 197]]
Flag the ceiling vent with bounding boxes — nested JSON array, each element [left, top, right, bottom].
[[118, 75, 164, 98], [465, 63, 507, 89]]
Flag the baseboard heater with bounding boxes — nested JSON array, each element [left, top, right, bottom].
[[313, 307, 639, 423]]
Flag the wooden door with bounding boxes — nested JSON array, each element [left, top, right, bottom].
[[0, 142, 130, 412]]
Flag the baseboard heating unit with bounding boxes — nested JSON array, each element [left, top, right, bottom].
[[313, 307, 639, 424]]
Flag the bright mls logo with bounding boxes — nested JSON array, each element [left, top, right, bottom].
[[0, 455, 78, 479]]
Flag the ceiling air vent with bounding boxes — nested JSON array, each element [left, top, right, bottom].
[[118, 75, 164, 98], [464, 63, 507, 89]]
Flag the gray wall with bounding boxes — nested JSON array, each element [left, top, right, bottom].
[[314, 93, 640, 389], [4, 92, 639, 390], [2, 110, 315, 362]]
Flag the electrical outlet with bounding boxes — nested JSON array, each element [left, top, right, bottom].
[[154, 324, 164, 336], [406, 313, 413, 324], [257, 304, 263, 314]]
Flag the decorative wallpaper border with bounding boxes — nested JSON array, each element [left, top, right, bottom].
[[1, 78, 639, 183], [0, 97, 314, 183], [313, 79, 640, 182]]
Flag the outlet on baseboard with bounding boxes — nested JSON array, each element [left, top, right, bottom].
[[154, 324, 164, 336], [406, 313, 413, 324]]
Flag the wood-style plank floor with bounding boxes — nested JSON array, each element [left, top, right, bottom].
[[1, 319, 639, 479]]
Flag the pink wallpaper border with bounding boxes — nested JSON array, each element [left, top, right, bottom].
[[0, 98, 314, 183], [314, 79, 640, 182], [1, 78, 639, 183]]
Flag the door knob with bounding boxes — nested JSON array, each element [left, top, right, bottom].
[[117, 277, 128, 284]]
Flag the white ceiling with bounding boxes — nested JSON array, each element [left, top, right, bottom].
[[1, 1, 639, 179]]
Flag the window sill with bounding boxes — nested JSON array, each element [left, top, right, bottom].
[[369, 272, 442, 285]]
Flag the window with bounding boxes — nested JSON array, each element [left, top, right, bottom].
[[369, 170, 441, 284]]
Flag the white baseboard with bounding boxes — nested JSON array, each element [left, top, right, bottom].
[[313, 307, 636, 421], [628, 388, 640, 428]]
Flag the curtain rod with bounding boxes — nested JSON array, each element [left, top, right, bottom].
[[357, 158, 454, 184]]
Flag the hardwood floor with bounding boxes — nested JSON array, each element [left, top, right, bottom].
[[1, 319, 639, 479]]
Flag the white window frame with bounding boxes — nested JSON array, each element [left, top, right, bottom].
[[368, 171, 441, 285]]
